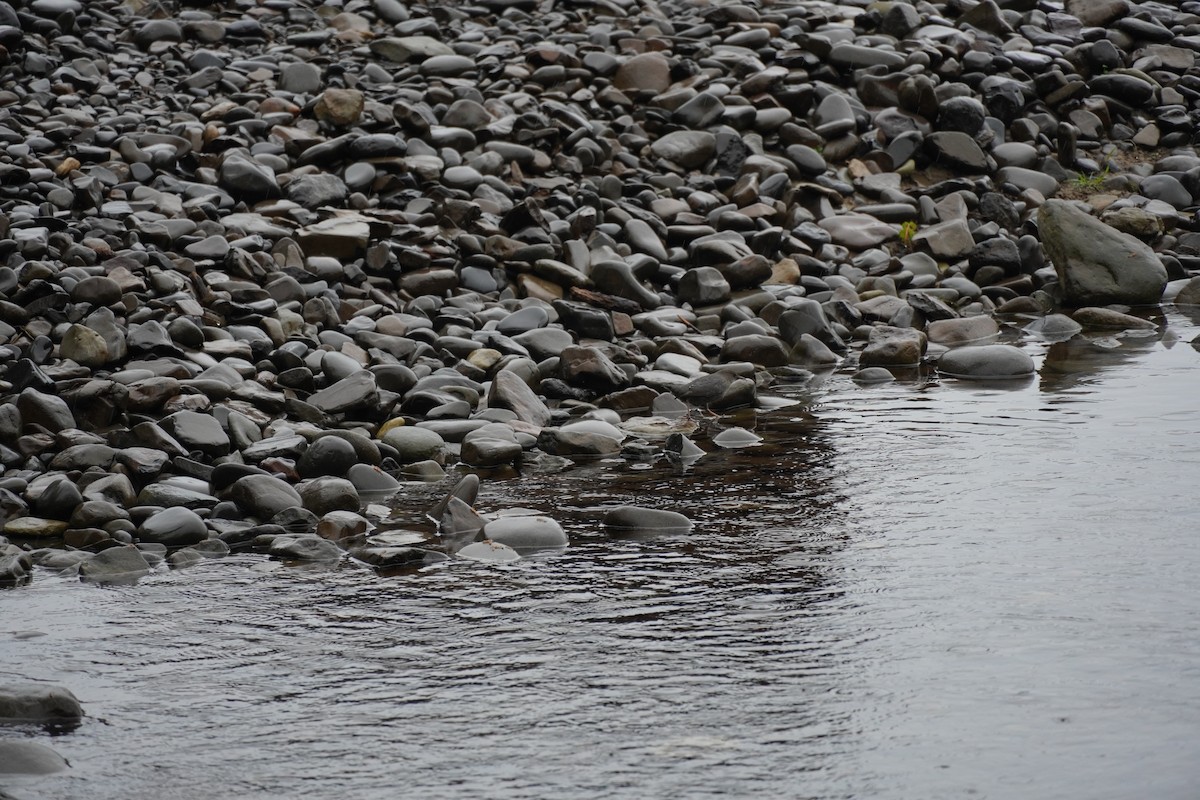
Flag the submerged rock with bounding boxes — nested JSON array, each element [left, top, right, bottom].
[[604, 506, 693, 535]]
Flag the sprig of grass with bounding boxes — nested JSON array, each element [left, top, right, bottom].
[[1073, 166, 1110, 190]]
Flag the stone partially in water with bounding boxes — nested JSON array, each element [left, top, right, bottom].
[[79, 546, 152, 584], [0, 684, 83, 726], [937, 345, 1035, 380], [269, 534, 342, 561], [481, 515, 568, 552], [853, 367, 896, 384], [1039, 200, 1168, 307], [860, 326, 926, 367], [1023, 314, 1082, 341], [1071, 307, 1158, 331], [457, 540, 521, 563], [603, 506, 692, 535], [0, 740, 69, 774], [712, 427, 762, 449]]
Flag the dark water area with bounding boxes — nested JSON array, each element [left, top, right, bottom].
[[4, 312, 1200, 799]]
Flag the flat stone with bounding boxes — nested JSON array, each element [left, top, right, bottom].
[[269, 534, 341, 561], [937, 344, 1035, 380], [308, 370, 377, 414], [926, 316, 1000, 346], [819, 214, 897, 249]]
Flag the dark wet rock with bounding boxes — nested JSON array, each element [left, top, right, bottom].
[[937, 345, 1035, 380], [1039, 200, 1167, 307], [16, 389, 73, 432], [161, 411, 229, 458], [488, 371, 551, 427], [380, 426, 445, 464], [269, 534, 341, 562], [677, 370, 756, 410], [677, 267, 731, 306], [297, 436, 358, 479], [287, 174, 349, 209], [650, 131, 715, 169], [299, 478, 359, 516], [32, 479, 82, 522], [346, 464, 400, 495], [138, 507, 208, 547], [308, 370, 378, 415], [537, 426, 621, 458], [558, 346, 630, 394], [604, 506, 692, 535], [229, 475, 303, 520], [317, 511, 370, 542], [461, 434, 523, 468], [219, 152, 279, 199]]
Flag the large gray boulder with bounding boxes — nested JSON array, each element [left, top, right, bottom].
[[1039, 200, 1167, 306]]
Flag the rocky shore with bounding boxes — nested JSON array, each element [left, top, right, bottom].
[[0, 0, 1199, 590]]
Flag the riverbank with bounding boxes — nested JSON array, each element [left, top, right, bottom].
[[1, 0, 1199, 572]]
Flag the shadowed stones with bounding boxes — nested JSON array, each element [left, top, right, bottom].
[[1039, 200, 1168, 307]]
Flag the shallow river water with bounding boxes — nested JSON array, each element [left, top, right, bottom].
[[4, 311, 1200, 800]]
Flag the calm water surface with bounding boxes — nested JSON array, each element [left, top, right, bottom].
[[3, 312, 1200, 799]]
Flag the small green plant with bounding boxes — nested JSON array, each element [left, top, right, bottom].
[[898, 220, 918, 249], [1073, 166, 1110, 191]]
